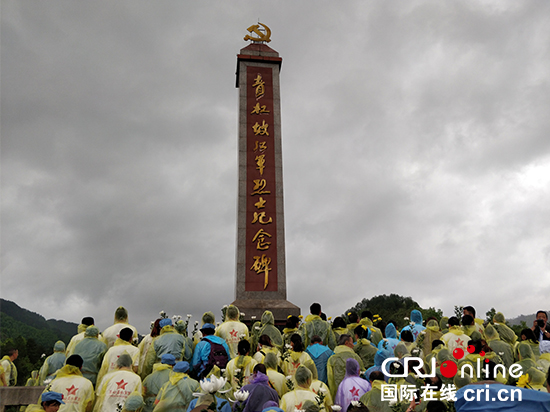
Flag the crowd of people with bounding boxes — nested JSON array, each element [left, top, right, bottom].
[[2, 303, 550, 412]]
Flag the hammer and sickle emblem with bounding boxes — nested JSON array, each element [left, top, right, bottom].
[[244, 23, 271, 43]]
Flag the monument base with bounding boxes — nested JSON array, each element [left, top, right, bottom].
[[231, 299, 300, 327]]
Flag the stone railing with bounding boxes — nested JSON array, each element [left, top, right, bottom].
[[0, 386, 45, 412]]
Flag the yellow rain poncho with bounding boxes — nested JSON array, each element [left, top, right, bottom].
[[280, 366, 319, 412], [264, 352, 287, 397], [300, 315, 337, 350], [484, 324, 515, 369], [153, 365, 199, 412], [101, 307, 139, 348], [1, 354, 17, 386], [47, 365, 95, 412], [418, 320, 443, 357], [39, 341, 66, 385], [509, 342, 538, 386], [215, 306, 249, 358], [359, 379, 392, 412], [73, 327, 107, 386], [282, 350, 314, 378], [353, 338, 377, 370], [326, 345, 364, 399], [359, 318, 383, 347], [305, 361, 332, 410], [525, 367, 548, 392], [492, 313, 517, 346], [97, 338, 140, 386], [225, 354, 258, 393], [142, 363, 173, 412], [93, 355, 142, 412], [257, 311, 283, 350], [143, 325, 185, 377], [193, 312, 215, 348]]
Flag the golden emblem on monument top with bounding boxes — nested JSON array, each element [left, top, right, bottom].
[[244, 22, 271, 43]]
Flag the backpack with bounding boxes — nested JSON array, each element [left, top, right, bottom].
[[200, 336, 229, 379]]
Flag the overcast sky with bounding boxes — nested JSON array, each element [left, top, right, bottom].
[[2, 1, 550, 335]]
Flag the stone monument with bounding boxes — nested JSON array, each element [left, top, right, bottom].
[[232, 23, 300, 324]]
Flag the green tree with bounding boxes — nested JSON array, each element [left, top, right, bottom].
[[485, 308, 496, 324]]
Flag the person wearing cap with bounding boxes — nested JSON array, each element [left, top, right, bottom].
[[73, 326, 107, 386], [39, 341, 67, 385], [280, 366, 319, 412], [142, 354, 175, 412], [215, 305, 249, 359], [96, 327, 140, 386], [122, 393, 144, 412], [192, 323, 231, 378], [152, 361, 199, 412], [192, 312, 216, 348], [102, 307, 139, 348], [27, 392, 66, 412], [45, 355, 95, 412], [143, 319, 185, 377], [66, 318, 98, 358], [93, 354, 142, 412]]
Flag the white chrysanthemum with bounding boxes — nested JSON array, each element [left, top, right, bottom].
[[240, 312, 246, 317], [187, 314, 192, 318], [319, 387, 327, 393], [255, 326, 261, 330], [251, 316, 257, 320], [234, 389, 249, 402], [331, 406, 342, 411], [286, 375, 292, 380], [350, 401, 360, 407]]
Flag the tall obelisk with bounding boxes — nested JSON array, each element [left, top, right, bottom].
[[232, 24, 300, 323]]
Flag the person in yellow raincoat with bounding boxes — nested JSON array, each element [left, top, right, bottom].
[[39, 341, 66, 385], [102, 307, 139, 348], [282, 334, 315, 378], [96, 328, 140, 387], [66, 318, 96, 358], [256, 311, 282, 351], [492, 312, 517, 346], [46, 355, 95, 412], [252, 335, 281, 365], [484, 324, 514, 369], [26, 392, 65, 412], [305, 361, 332, 411], [73, 327, 107, 386], [300, 303, 336, 350], [280, 366, 320, 412], [121, 393, 144, 412], [225, 340, 258, 394], [326, 335, 364, 400], [192, 312, 216, 348], [263, 352, 286, 397], [142, 354, 174, 412], [440, 317, 469, 360], [138, 319, 161, 379], [93, 354, 142, 412], [1, 348, 18, 386], [143, 319, 185, 378], [152, 361, 199, 412], [417, 319, 443, 358], [282, 316, 300, 350], [216, 305, 249, 359]]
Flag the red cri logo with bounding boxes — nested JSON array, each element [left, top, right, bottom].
[[439, 346, 488, 378]]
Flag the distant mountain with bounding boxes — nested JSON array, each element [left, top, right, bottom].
[[507, 312, 543, 327], [0, 298, 78, 349]]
